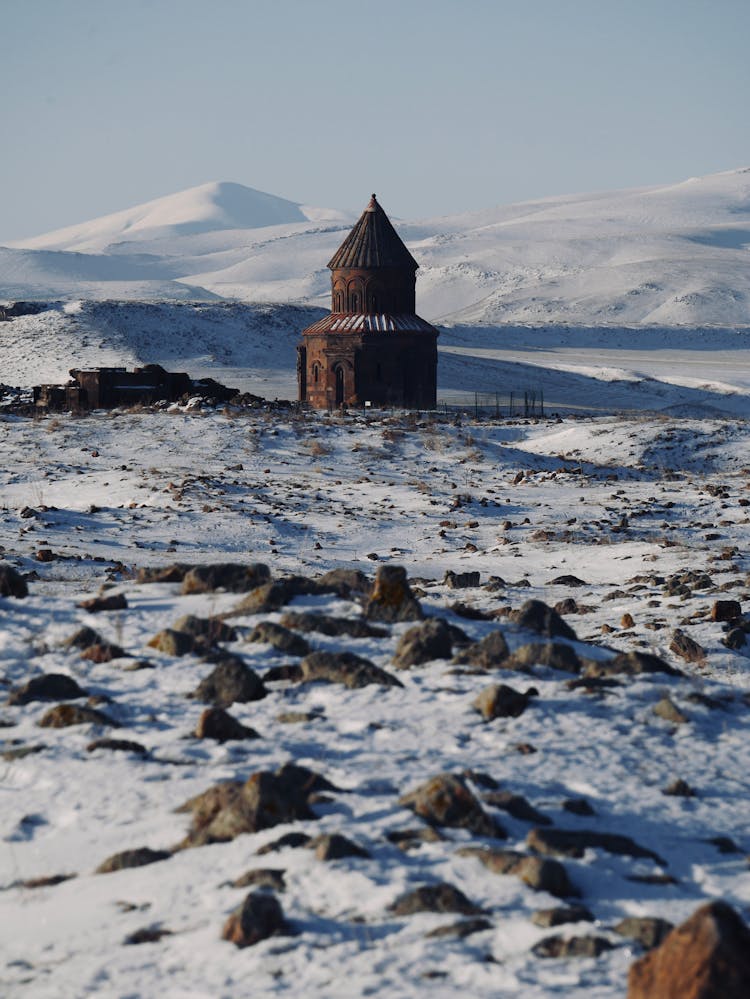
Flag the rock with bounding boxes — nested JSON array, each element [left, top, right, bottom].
[[425, 917, 492, 938], [453, 630, 510, 669], [527, 827, 665, 865], [621, 613, 635, 628], [0, 563, 28, 598], [190, 655, 267, 707], [137, 563, 194, 584], [8, 673, 87, 706], [458, 847, 577, 898], [473, 683, 536, 720], [276, 710, 320, 724], [176, 763, 333, 847], [389, 882, 483, 916], [221, 891, 288, 948], [533, 934, 614, 958], [663, 778, 696, 797], [392, 618, 454, 668], [365, 565, 423, 623], [96, 847, 171, 874], [299, 651, 403, 688], [511, 599, 577, 641], [506, 641, 581, 673], [482, 791, 553, 826], [226, 576, 321, 616], [264, 664, 304, 683], [711, 600, 742, 623], [627, 900, 750, 998], [172, 614, 237, 644], [20, 873, 76, 889], [80, 643, 127, 663], [77, 593, 128, 612], [669, 629, 706, 663], [532, 905, 593, 928], [548, 574, 588, 587], [38, 703, 118, 728], [62, 626, 102, 649], [724, 627, 747, 650], [256, 832, 313, 855], [194, 707, 260, 742], [309, 833, 371, 861], [147, 629, 198, 656], [232, 868, 286, 891], [562, 798, 596, 817], [124, 927, 173, 945], [181, 562, 271, 595], [399, 773, 505, 838], [584, 650, 682, 678], [87, 738, 147, 755], [555, 598, 580, 615], [247, 621, 310, 657], [386, 827, 444, 851], [444, 570, 480, 589], [315, 568, 372, 598], [653, 696, 688, 725], [615, 916, 674, 950], [279, 611, 387, 639]]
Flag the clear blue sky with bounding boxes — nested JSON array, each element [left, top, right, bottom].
[[2, 0, 749, 241]]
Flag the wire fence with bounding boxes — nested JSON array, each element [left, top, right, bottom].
[[435, 390, 545, 418]]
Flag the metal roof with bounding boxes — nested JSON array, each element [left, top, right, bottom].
[[302, 312, 438, 335], [327, 194, 419, 271]]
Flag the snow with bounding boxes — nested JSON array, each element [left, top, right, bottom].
[[3, 167, 750, 325], [1, 399, 750, 997]]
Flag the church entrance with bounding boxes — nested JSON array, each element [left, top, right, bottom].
[[334, 365, 345, 406]]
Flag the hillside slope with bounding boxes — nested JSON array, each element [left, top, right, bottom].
[[3, 169, 750, 325]]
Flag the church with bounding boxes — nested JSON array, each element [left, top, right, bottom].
[[297, 195, 439, 409]]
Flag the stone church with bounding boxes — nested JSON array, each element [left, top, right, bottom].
[[297, 195, 438, 409]]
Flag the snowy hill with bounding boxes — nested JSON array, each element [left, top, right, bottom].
[[3, 169, 750, 325]]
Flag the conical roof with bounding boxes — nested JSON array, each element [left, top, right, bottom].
[[327, 194, 418, 271]]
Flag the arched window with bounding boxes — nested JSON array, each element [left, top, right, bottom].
[[351, 291, 361, 312], [334, 365, 345, 405], [312, 363, 320, 384]]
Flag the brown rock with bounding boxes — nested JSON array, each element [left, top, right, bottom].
[[532, 905, 593, 928], [0, 563, 28, 598], [96, 847, 171, 874], [365, 565, 423, 623], [225, 576, 321, 616], [482, 790, 552, 826], [231, 868, 286, 891], [527, 827, 665, 864], [615, 916, 673, 950], [172, 614, 237, 644], [453, 630, 510, 668], [511, 599, 577, 641], [77, 593, 128, 612], [222, 891, 288, 948], [669, 629, 706, 663], [38, 703, 118, 728], [425, 917, 492, 938], [584, 650, 682, 678], [299, 651, 403, 688], [621, 613, 635, 629], [176, 763, 333, 847], [87, 738, 148, 755], [399, 773, 506, 838], [181, 562, 271, 595], [190, 655, 267, 707], [506, 642, 581, 673], [473, 683, 536, 720], [459, 847, 577, 898], [711, 600, 742, 623], [309, 833, 371, 861], [247, 621, 309, 656], [147, 629, 197, 657], [627, 900, 750, 998], [392, 618, 454, 668], [653, 696, 688, 725], [8, 673, 87, 706], [279, 611, 386, 639], [533, 934, 613, 958], [80, 643, 127, 663], [389, 882, 483, 916], [194, 707, 260, 742]]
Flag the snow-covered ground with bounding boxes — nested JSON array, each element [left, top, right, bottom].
[[1, 403, 750, 997], [3, 167, 750, 326]]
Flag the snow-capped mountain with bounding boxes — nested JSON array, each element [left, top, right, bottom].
[[3, 168, 750, 325]]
